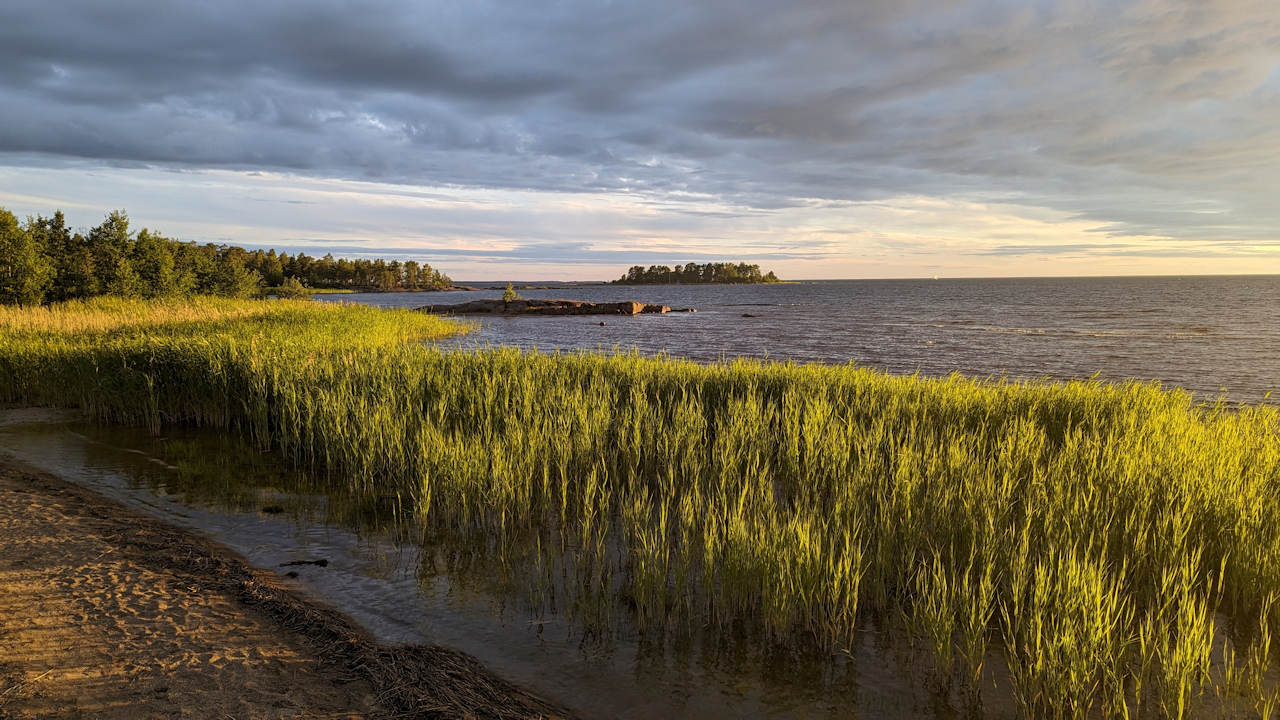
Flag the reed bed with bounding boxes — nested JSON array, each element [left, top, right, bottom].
[[3, 297, 1279, 718]]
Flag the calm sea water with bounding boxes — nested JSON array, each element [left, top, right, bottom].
[[322, 275, 1280, 402]]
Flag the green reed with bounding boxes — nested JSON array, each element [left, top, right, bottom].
[[3, 296, 1279, 718]]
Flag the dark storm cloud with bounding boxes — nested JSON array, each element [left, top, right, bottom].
[[1, 0, 1279, 248]]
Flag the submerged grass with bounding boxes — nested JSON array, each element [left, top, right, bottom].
[[3, 297, 1280, 718]]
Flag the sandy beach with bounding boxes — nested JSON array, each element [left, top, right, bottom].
[[0, 456, 562, 720]]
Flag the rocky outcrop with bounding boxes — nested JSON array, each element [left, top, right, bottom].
[[417, 298, 686, 316]]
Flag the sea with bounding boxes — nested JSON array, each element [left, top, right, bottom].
[[320, 275, 1280, 403]]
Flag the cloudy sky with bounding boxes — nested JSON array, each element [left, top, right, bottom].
[[1, 0, 1277, 279]]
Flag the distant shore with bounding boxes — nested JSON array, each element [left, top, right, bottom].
[[319, 283, 614, 293], [608, 279, 801, 286]]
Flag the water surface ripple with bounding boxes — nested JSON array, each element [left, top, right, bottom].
[[323, 276, 1280, 402]]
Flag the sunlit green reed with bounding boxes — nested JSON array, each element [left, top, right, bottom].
[[3, 297, 1279, 718]]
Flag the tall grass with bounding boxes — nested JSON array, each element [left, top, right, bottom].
[[3, 297, 1279, 717]]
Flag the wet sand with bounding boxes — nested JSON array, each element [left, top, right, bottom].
[[0, 455, 563, 720]]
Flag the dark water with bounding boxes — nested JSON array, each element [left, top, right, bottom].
[[322, 276, 1280, 401], [0, 408, 1010, 719]]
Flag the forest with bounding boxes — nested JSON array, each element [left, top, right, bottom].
[[614, 262, 781, 284], [0, 206, 453, 305]]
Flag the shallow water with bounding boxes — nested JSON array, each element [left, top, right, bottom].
[[322, 275, 1280, 402], [0, 407, 1017, 719]]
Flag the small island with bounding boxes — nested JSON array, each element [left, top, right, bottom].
[[613, 262, 780, 285]]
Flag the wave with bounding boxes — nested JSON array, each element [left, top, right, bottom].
[[971, 326, 1218, 340]]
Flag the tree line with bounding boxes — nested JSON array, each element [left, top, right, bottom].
[[0, 207, 453, 306], [614, 262, 781, 285]]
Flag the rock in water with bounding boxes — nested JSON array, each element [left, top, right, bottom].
[[417, 298, 682, 316]]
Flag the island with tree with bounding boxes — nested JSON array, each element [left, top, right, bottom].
[[613, 262, 781, 285]]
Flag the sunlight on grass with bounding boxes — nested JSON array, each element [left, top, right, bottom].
[[2, 297, 1279, 718]]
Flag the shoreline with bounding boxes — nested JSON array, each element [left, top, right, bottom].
[[4, 296, 1279, 716], [0, 455, 566, 720]]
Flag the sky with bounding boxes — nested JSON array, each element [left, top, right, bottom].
[[1, 0, 1278, 280]]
